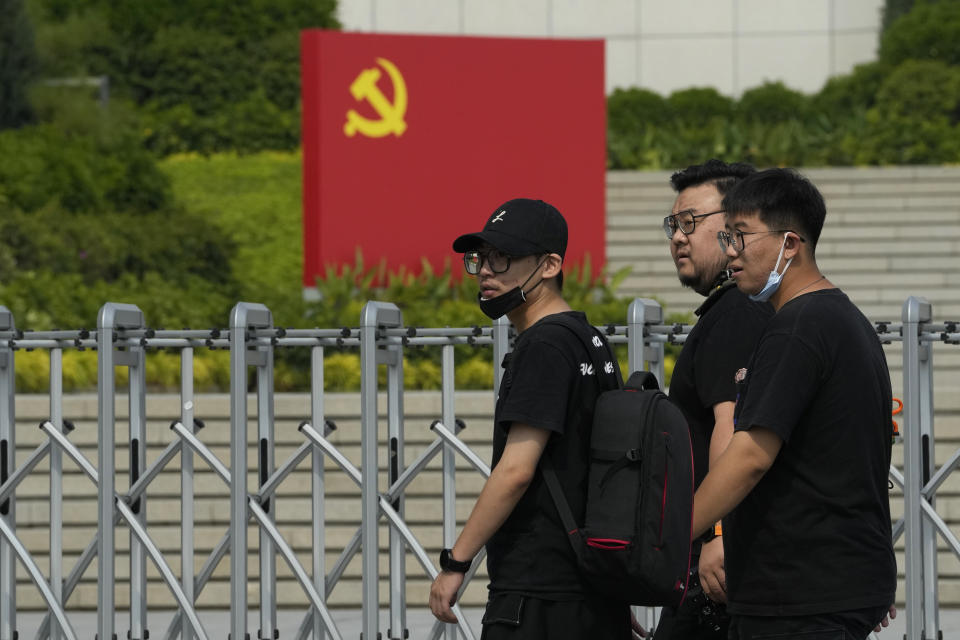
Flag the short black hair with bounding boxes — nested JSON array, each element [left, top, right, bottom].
[[670, 159, 756, 195], [721, 168, 827, 249]]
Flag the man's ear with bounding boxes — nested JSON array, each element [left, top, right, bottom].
[[541, 253, 563, 279], [784, 232, 805, 261]]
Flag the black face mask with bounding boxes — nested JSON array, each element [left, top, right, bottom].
[[477, 257, 547, 320]]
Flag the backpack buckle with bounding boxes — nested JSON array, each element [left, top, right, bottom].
[[626, 448, 641, 461]]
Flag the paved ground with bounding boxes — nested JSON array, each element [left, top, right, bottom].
[[12, 607, 960, 639]]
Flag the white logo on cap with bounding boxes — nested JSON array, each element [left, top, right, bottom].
[[491, 210, 506, 223]]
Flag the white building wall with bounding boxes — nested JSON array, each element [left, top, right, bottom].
[[335, 0, 884, 96]]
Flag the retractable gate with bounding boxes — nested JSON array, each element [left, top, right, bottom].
[[0, 296, 956, 640]]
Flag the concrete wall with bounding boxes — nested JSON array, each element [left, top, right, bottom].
[[335, 0, 884, 96], [10, 166, 960, 611]]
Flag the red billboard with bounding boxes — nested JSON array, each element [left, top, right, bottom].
[[301, 30, 605, 287]]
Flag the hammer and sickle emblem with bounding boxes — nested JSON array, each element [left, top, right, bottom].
[[344, 57, 408, 138]]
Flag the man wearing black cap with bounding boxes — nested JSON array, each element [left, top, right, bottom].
[[429, 198, 632, 639]]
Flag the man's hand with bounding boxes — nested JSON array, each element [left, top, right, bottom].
[[698, 537, 726, 603], [873, 604, 897, 633], [429, 570, 465, 623]]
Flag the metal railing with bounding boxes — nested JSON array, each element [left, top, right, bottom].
[[0, 296, 956, 640]]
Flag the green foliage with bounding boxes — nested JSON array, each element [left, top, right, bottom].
[[737, 81, 812, 124], [0, 100, 238, 332], [811, 61, 889, 116], [607, 0, 960, 171], [0, 270, 236, 332], [666, 87, 735, 124], [883, 0, 917, 33], [854, 59, 960, 164], [159, 151, 304, 321], [29, 0, 338, 154], [0, 107, 170, 214], [607, 88, 668, 168], [880, 0, 960, 66], [875, 58, 960, 120], [0, 0, 38, 129]]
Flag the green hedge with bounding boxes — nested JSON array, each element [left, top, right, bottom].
[[608, 1, 960, 169], [11, 344, 676, 393]]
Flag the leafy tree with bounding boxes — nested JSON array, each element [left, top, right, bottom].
[[882, 0, 917, 33], [0, 0, 39, 128], [29, 0, 339, 153], [854, 59, 960, 163], [880, 0, 960, 66], [812, 61, 890, 116]]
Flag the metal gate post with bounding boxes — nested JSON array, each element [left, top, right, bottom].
[[257, 329, 278, 640], [0, 306, 16, 640], [230, 303, 274, 640], [918, 298, 940, 638], [360, 301, 403, 640], [902, 296, 934, 640], [50, 347, 65, 640], [441, 343, 457, 640], [181, 347, 196, 640], [492, 316, 510, 394], [627, 298, 663, 631], [129, 336, 149, 640], [387, 324, 406, 640], [310, 345, 327, 640], [98, 302, 145, 640], [627, 298, 664, 383]]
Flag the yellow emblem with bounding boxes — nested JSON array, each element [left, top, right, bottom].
[[344, 57, 408, 138]]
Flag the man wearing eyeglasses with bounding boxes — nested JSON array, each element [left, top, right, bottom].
[[428, 198, 632, 639], [652, 160, 772, 640], [691, 169, 897, 639]]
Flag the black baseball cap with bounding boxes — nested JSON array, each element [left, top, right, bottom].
[[452, 198, 568, 258]]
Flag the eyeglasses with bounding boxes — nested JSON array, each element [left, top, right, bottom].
[[663, 209, 724, 239], [463, 249, 512, 275], [717, 229, 806, 254]]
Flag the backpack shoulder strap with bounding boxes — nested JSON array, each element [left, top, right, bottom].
[[541, 458, 581, 552], [537, 313, 621, 560]]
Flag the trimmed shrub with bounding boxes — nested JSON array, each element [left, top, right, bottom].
[[736, 81, 812, 124], [666, 87, 735, 124]]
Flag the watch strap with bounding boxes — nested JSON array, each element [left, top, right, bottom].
[[440, 548, 472, 573]]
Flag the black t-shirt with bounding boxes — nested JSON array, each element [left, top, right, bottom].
[[726, 289, 897, 615], [668, 283, 772, 488], [486, 311, 619, 599]]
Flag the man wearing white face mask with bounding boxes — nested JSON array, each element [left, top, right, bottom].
[[689, 169, 897, 639]]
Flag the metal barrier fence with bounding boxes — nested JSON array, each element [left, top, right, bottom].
[[0, 296, 957, 640]]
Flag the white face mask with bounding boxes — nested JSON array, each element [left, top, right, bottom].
[[749, 233, 792, 302]]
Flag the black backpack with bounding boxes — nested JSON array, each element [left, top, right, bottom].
[[540, 315, 694, 607]]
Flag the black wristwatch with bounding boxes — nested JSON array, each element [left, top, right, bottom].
[[439, 548, 472, 573], [700, 522, 723, 544]]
